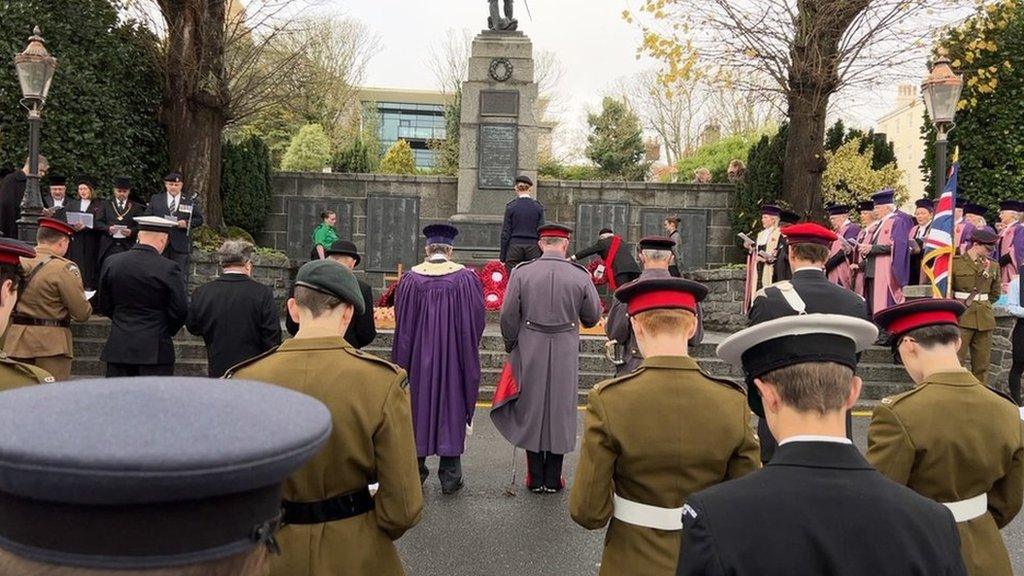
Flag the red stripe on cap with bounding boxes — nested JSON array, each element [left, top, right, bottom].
[[626, 290, 697, 315], [887, 310, 959, 337], [0, 254, 20, 266], [539, 230, 570, 239]]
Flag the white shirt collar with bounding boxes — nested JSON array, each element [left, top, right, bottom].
[[793, 266, 824, 274], [779, 434, 853, 446], [427, 255, 449, 263]]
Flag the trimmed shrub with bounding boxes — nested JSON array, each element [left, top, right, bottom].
[[221, 136, 273, 236]]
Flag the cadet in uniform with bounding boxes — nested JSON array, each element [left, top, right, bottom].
[[500, 175, 545, 270], [0, 376, 331, 574], [951, 228, 1002, 384], [870, 299, 1024, 576], [748, 223, 868, 462], [678, 313, 967, 576], [0, 238, 54, 391], [96, 216, 188, 377], [571, 227, 641, 290], [571, 277, 759, 576], [605, 236, 703, 376], [4, 218, 92, 380], [226, 259, 423, 576]]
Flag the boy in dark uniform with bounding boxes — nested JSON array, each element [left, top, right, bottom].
[[500, 175, 545, 270], [571, 227, 641, 290]]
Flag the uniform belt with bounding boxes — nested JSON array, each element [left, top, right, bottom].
[[954, 292, 988, 301], [524, 321, 576, 334], [281, 487, 374, 525], [942, 493, 987, 523], [612, 494, 683, 531], [11, 315, 69, 328]]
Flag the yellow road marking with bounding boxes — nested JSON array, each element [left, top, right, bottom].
[[475, 404, 875, 416]]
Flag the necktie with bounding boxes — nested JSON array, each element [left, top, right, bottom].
[[169, 197, 177, 214], [118, 201, 125, 211]]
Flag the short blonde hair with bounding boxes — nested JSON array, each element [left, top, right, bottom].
[[632, 308, 696, 337], [0, 546, 267, 576]]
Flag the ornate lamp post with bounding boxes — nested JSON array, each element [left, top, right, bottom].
[[13, 26, 57, 242], [920, 56, 963, 194]]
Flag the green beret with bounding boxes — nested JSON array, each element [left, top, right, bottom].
[[295, 260, 365, 315]]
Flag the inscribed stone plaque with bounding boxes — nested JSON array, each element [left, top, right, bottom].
[[480, 90, 519, 117], [575, 203, 630, 253], [640, 209, 707, 271], [477, 124, 518, 190], [286, 199, 352, 260], [365, 196, 420, 273]]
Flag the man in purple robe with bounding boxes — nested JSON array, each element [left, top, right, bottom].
[[857, 189, 914, 315], [392, 224, 485, 495], [997, 199, 1024, 284], [493, 224, 602, 493]]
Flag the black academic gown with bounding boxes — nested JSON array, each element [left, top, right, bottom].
[[65, 198, 105, 291], [96, 198, 146, 265], [677, 441, 968, 576], [0, 171, 26, 238]]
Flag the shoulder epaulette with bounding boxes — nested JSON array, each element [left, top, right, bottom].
[[700, 372, 745, 394], [512, 259, 536, 272], [0, 353, 54, 383], [565, 260, 590, 274], [343, 347, 403, 375], [984, 384, 1017, 405], [880, 385, 927, 407], [222, 345, 281, 378], [594, 367, 646, 392]]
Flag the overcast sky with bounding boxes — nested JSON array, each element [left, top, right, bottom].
[[324, 0, 946, 157]]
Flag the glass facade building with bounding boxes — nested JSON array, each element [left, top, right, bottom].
[[374, 101, 446, 169]]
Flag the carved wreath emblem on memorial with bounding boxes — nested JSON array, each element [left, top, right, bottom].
[[489, 58, 514, 82]]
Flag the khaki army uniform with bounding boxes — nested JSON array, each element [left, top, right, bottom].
[[0, 352, 55, 392], [867, 369, 1024, 576], [3, 245, 92, 380], [225, 336, 423, 576], [569, 356, 760, 576], [950, 254, 1001, 384]]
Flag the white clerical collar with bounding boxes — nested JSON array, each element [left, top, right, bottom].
[[223, 270, 247, 275], [779, 435, 853, 446]]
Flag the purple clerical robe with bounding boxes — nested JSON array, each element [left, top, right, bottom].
[[865, 211, 914, 312], [392, 260, 485, 458], [999, 222, 1024, 284]]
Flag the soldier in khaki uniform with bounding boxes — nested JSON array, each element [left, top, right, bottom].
[[0, 238, 55, 391], [570, 277, 759, 576], [871, 298, 1024, 576], [950, 228, 1002, 384], [4, 217, 92, 380], [226, 259, 423, 576]]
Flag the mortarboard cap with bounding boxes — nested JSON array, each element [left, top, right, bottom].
[[538, 223, 572, 239], [825, 204, 851, 216], [781, 223, 837, 246], [423, 224, 459, 246], [0, 238, 35, 265], [915, 198, 934, 211], [780, 210, 800, 225], [134, 216, 176, 234], [113, 175, 132, 189], [999, 199, 1023, 212], [324, 239, 361, 267], [955, 197, 968, 209], [965, 203, 987, 218], [0, 377, 331, 569], [857, 200, 875, 212], [294, 259, 365, 315], [872, 189, 896, 206], [37, 217, 74, 237], [873, 298, 965, 340], [761, 204, 781, 217], [717, 314, 878, 417], [638, 235, 676, 251], [164, 172, 183, 183], [614, 277, 707, 315]]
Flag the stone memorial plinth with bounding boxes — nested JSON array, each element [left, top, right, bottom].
[[451, 30, 539, 253]]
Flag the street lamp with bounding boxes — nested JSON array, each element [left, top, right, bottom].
[[921, 56, 963, 195], [12, 26, 57, 243]]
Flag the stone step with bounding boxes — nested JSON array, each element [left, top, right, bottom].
[[71, 357, 209, 377]]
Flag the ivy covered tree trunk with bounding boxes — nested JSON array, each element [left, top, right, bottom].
[[780, 0, 870, 218], [158, 0, 227, 229]]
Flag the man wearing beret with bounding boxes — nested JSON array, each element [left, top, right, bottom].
[[604, 236, 703, 377], [42, 172, 68, 221], [870, 299, 1023, 576], [571, 227, 641, 292], [96, 175, 146, 266], [227, 259, 423, 576], [997, 199, 1024, 283], [392, 224, 485, 494], [571, 277, 758, 576], [493, 224, 602, 493], [4, 218, 92, 380], [950, 228, 1002, 384], [145, 172, 203, 281], [96, 216, 189, 377], [677, 313, 967, 576], [0, 376, 330, 575], [0, 238, 55, 389], [285, 239, 377, 348], [500, 175, 545, 271]]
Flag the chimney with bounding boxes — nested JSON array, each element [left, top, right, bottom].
[[896, 84, 917, 109]]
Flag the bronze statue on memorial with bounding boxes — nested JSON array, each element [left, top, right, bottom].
[[488, 0, 518, 31]]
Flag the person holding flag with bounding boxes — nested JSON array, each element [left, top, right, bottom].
[[921, 162, 958, 299]]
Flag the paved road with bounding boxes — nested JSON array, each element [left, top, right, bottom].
[[397, 407, 1024, 576]]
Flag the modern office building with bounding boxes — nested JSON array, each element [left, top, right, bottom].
[[357, 88, 452, 170], [876, 84, 927, 206]]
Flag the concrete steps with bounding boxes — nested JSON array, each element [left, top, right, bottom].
[[70, 319, 915, 402]]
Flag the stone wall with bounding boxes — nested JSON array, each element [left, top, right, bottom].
[[261, 172, 743, 292], [683, 268, 747, 333], [985, 312, 1016, 393], [187, 250, 298, 314]]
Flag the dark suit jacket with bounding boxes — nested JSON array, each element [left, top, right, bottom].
[[0, 171, 26, 238], [677, 442, 967, 576], [144, 192, 204, 254], [42, 193, 68, 222], [749, 268, 869, 324], [96, 244, 188, 365], [573, 235, 642, 281], [500, 196, 545, 261], [96, 198, 146, 262], [187, 274, 281, 377], [285, 278, 376, 348]]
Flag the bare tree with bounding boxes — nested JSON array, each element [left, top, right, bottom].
[[628, 0, 970, 215], [427, 28, 473, 95]]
